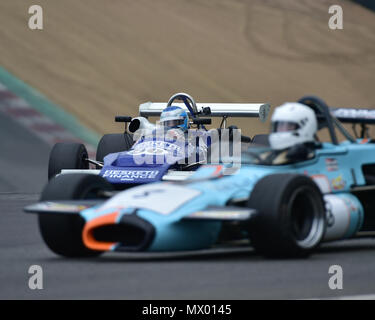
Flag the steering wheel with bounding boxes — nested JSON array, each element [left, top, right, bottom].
[[167, 93, 199, 119]]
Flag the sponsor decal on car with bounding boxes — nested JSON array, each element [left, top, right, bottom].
[[128, 140, 183, 156], [325, 158, 338, 171], [44, 202, 89, 211], [102, 169, 160, 181], [331, 174, 346, 190]]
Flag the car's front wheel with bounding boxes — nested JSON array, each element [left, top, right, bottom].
[[38, 174, 113, 257]]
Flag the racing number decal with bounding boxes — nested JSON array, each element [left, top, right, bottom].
[[101, 184, 201, 215], [132, 189, 164, 198]]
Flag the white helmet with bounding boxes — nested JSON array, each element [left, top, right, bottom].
[[269, 102, 317, 150]]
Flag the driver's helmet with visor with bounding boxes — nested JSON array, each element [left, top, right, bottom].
[[269, 102, 317, 150], [160, 106, 189, 132]]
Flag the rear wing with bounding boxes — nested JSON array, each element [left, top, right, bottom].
[[331, 108, 375, 124], [139, 102, 271, 122]]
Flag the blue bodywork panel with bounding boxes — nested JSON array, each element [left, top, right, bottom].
[[98, 133, 207, 185]]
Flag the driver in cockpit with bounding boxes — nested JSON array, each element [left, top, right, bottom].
[[260, 102, 318, 164], [159, 106, 190, 137], [159, 105, 212, 164]]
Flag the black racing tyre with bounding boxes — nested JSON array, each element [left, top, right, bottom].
[[96, 133, 134, 167], [248, 173, 326, 258], [38, 174, 114, 258], [48, 143, 89, 180], [364, 174, 375, 185]]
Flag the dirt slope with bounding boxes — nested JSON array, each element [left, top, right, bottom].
[[0, 0, 374, 136]]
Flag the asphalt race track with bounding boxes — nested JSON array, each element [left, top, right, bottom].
[[1, 111, 375, 300]]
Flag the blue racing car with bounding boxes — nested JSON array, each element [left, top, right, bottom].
[[48, 92, 269, 188], [25, 96, 375, 258]]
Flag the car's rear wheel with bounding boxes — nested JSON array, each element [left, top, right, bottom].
[[38, 174, 113, 257], [48, 143, 89, 180], [96, 133, 134, 168], [247, 173, 326, 258]]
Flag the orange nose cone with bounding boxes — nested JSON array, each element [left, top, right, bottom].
[[82, 212, 119, 251]]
